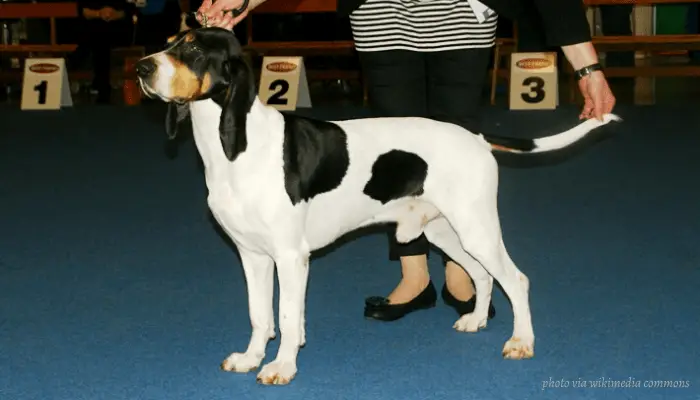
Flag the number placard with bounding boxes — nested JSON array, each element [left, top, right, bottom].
[[258, 56, 311, 111], [509, 52, 558, 111], [21, 58, 73, 110]]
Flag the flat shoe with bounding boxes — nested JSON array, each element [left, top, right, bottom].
[[364, 281, 437, 322], [441, 284, 496, 319]]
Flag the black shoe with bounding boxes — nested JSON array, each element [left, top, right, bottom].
[[364, 281, 437, 322], [441, 284, 496, 319]]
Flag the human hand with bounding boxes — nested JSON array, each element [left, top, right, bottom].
[[577, 70, 616, 121], [197, 0, 249, 30]]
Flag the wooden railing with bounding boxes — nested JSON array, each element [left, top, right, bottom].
[[568, 0, 700, 102], [0, 2, 143, 89], [0, 2, 78, 51], [244, 0, 363, 99], [246, 0, 354, 56]]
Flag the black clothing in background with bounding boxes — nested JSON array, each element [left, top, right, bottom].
[[337, 0, 591, 47], [135, 0, 182, 53], [72, 0, 135, 102]]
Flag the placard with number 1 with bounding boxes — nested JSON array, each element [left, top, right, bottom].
[[21, 58, 73, 111]]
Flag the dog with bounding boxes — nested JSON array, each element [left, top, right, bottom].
[[135, 27, 620, 385]]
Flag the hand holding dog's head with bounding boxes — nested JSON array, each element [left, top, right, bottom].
[[136, 27, 255, 161]]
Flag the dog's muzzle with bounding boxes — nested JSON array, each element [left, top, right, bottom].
[[135, 58, 157, 97], [136, 59, 156, 79]]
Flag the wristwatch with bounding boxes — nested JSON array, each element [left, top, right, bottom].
[[574, 63, 603, 81], [228, 0, 250, 17]]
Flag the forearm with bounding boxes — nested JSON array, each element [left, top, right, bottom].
[[561, 41, 600, 71], [530, 0, 592, 48], [248, 0, 268, 11]]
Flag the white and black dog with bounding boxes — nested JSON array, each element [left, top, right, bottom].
[[135, 27, 620, 385]]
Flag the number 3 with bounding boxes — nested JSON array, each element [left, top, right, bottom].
[[521, 77, 545, 104], [34, 80, 48, 105], [267, 79, 289, 105]]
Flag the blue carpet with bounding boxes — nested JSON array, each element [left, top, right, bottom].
[[1, 103, 698, 400]]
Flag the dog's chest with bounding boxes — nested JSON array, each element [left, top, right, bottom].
[[205, 173, 277, 250]]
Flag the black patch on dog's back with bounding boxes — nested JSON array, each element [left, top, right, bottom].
[[282, 114, 350, 205], [363, 150, 428, 204]]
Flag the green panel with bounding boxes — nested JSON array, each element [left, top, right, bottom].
[[655, 5, 689, 34]]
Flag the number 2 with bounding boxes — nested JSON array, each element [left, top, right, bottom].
[[267, 79, 289, 105], [34, 80, 48, 105], [521, 76, 545, 104]]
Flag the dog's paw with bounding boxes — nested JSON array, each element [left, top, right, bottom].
[[256, 360, 297, 385], [453, 312, 488, 333], [502, 337, 534, 360], [221, 352, 264, 373]]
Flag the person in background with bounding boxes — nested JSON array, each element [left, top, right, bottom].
[[76, 0, 135, 103], [600, 5, 635, 69], [195, 0, 616, 321], [135, 0, 182, 53], [517, 2, 634, 70]]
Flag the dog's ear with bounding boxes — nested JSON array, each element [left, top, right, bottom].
[[165, 102, 190, 140], [218, 57, 255, 162], [182, 12, 202, 31]]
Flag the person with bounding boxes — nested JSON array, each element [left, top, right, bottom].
[[135, 0, 182, 54], [195, 0, 616, 321], [75, 0, 135, 103]]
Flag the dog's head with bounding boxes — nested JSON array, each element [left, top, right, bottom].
[[135, 27, 255, 161]]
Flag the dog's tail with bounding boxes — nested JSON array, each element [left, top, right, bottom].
[[482, 113, 622, 154]]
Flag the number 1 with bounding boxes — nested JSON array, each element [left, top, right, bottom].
[[34, 80, 48, 105]]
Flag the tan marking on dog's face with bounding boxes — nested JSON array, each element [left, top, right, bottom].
[[167, 55, 203, 100], [184, 32, 195, 43], [167, 35, 177, 43], [201, 72, 213, 94]]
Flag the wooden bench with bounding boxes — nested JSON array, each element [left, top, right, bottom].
[[244, 0, 365, 102], [569, 0, 700, 102], [0, 3, 79, 87], [0, 2, 144, 98], [490, 36, 517, 105]]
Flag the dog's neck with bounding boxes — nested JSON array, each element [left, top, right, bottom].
[[188, 96, 279, 173]]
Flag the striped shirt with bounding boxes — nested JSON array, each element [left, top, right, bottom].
[[349, 0, 499, 52]]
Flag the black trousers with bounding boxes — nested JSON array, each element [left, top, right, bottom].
[[600, 5, 634, 67], [358, 48, 492, 261], [71, 18, 133, 98]]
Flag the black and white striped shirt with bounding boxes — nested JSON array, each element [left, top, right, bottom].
[[349, 0, 499, 52]]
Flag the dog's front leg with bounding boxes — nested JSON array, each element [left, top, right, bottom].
[[256, 251, 309, 385], [221, 248, 275, 373]]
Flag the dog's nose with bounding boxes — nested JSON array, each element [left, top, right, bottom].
[[135, 59, 156, 78]]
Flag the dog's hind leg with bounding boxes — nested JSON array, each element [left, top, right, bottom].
[[256, 250, 309, 385], [424, 217, 494, 333], [442, 205, 535, 360], [221, 248, 276, 373]]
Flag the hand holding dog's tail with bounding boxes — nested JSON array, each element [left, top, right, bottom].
[[484, 113, 622, 154]]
